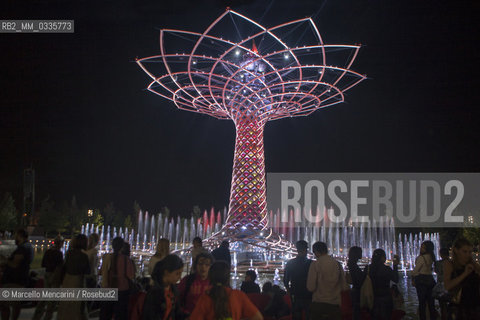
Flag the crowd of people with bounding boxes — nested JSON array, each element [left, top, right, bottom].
[[0, 230, 480, 320]]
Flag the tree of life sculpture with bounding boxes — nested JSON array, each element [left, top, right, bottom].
[[137, 8, 366, 253]]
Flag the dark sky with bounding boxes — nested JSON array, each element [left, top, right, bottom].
[[1, 0, 479, 216]]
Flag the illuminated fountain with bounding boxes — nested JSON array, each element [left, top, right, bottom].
[[80, 207, 439, 272]]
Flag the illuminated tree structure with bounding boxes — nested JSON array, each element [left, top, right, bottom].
[[137, 9, 366, 251]]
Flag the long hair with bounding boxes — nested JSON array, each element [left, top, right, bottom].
[[422, 240, 436, 262], [151, 254, 184, 286], [370, 249, 386, 276], [208, 261, 231, 320], [71, 234, 88, 251], [371, 249, 386, 266], [110, 237, 125, 278], [154, 238, 170, 259], [181, 253, 212, 304], [348, 246, 362, 263], [191, 252, 213, 274], [145, 254, 183, 319], [66, 234, 88, 268], [87, 233, 100, 250], [122, 242, 131, 257]]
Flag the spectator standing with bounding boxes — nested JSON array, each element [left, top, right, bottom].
[[412, 240, 437, 320], [347, 246, 365, 320], [435, 248, 449, 282], [211, 240, 231, 268], [444, 238, 480, 319], [122, 242, 138, 294], [32, 236, 64, 320], [57, 234, 91, 320], [307, 241, 345, 320], [178, 253, 213, 315], [148, 238, 170, 276], [190, 261, 263, 320], [264, 285, 290, 319], [100, 237, 135, 320], [0, 229, 34, 320], [122, 242, 136, 274], [434, 248, 450, 320], [262, 281, 273, 294], [142, 254, 185, 320], [284, 240, 312, 320], [240, 270, 261, 294], [191, 237, 208, 263], [85, 233, 100, 288], [367, 249, 399, 320]]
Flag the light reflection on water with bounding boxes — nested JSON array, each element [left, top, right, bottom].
[[398, 273, 419, 318]]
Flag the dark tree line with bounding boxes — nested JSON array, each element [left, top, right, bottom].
[[0, 192, 138, 238], [0, 192, 17, 231], [0, 192, 228, 239]]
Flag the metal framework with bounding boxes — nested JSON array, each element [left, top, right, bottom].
[[137, 9, 366, 251]]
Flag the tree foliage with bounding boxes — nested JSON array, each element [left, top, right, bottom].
[[89, 209, 104, 227], [112, 210, 125, 228], [103, 202, 115, 226], [0, 192, 17, 231], [64, 196, 84, 235], [133, 201, 141, 229], [124, 215, 133, 229], [463, 228, 480, 246], [462, 214, 480, 246], [161, 206, 170, 218], [192, 205, 201, 220], [37, 195, 67, 235]]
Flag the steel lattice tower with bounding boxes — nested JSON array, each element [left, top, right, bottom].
[[137, 9, 366, 252]]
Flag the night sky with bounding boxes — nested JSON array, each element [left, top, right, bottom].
[[1, 0, 479, 216]]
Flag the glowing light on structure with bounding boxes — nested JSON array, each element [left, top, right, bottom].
[[137, 9, 366, 250]]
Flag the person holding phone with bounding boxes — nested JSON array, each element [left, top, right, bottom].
[[444, 238, 480, 319]]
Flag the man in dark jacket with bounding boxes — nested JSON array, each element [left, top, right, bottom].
[[211, 240, 231, 268], [284, 240, 312, 320], [240, 270, 261, 294]]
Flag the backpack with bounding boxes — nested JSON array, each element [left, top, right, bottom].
[[360, 266, 374, 310]]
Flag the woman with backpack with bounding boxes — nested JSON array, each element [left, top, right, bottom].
[[190, 261, 263, 320], [100, 237, 135, 320], [142, 254, 185, 320], [444, 238, 480, 319], [412, 240, 437, 320], [366, 249, 399, 320]]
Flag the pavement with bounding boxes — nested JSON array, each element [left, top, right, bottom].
[[13, 305, 100, 320]]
